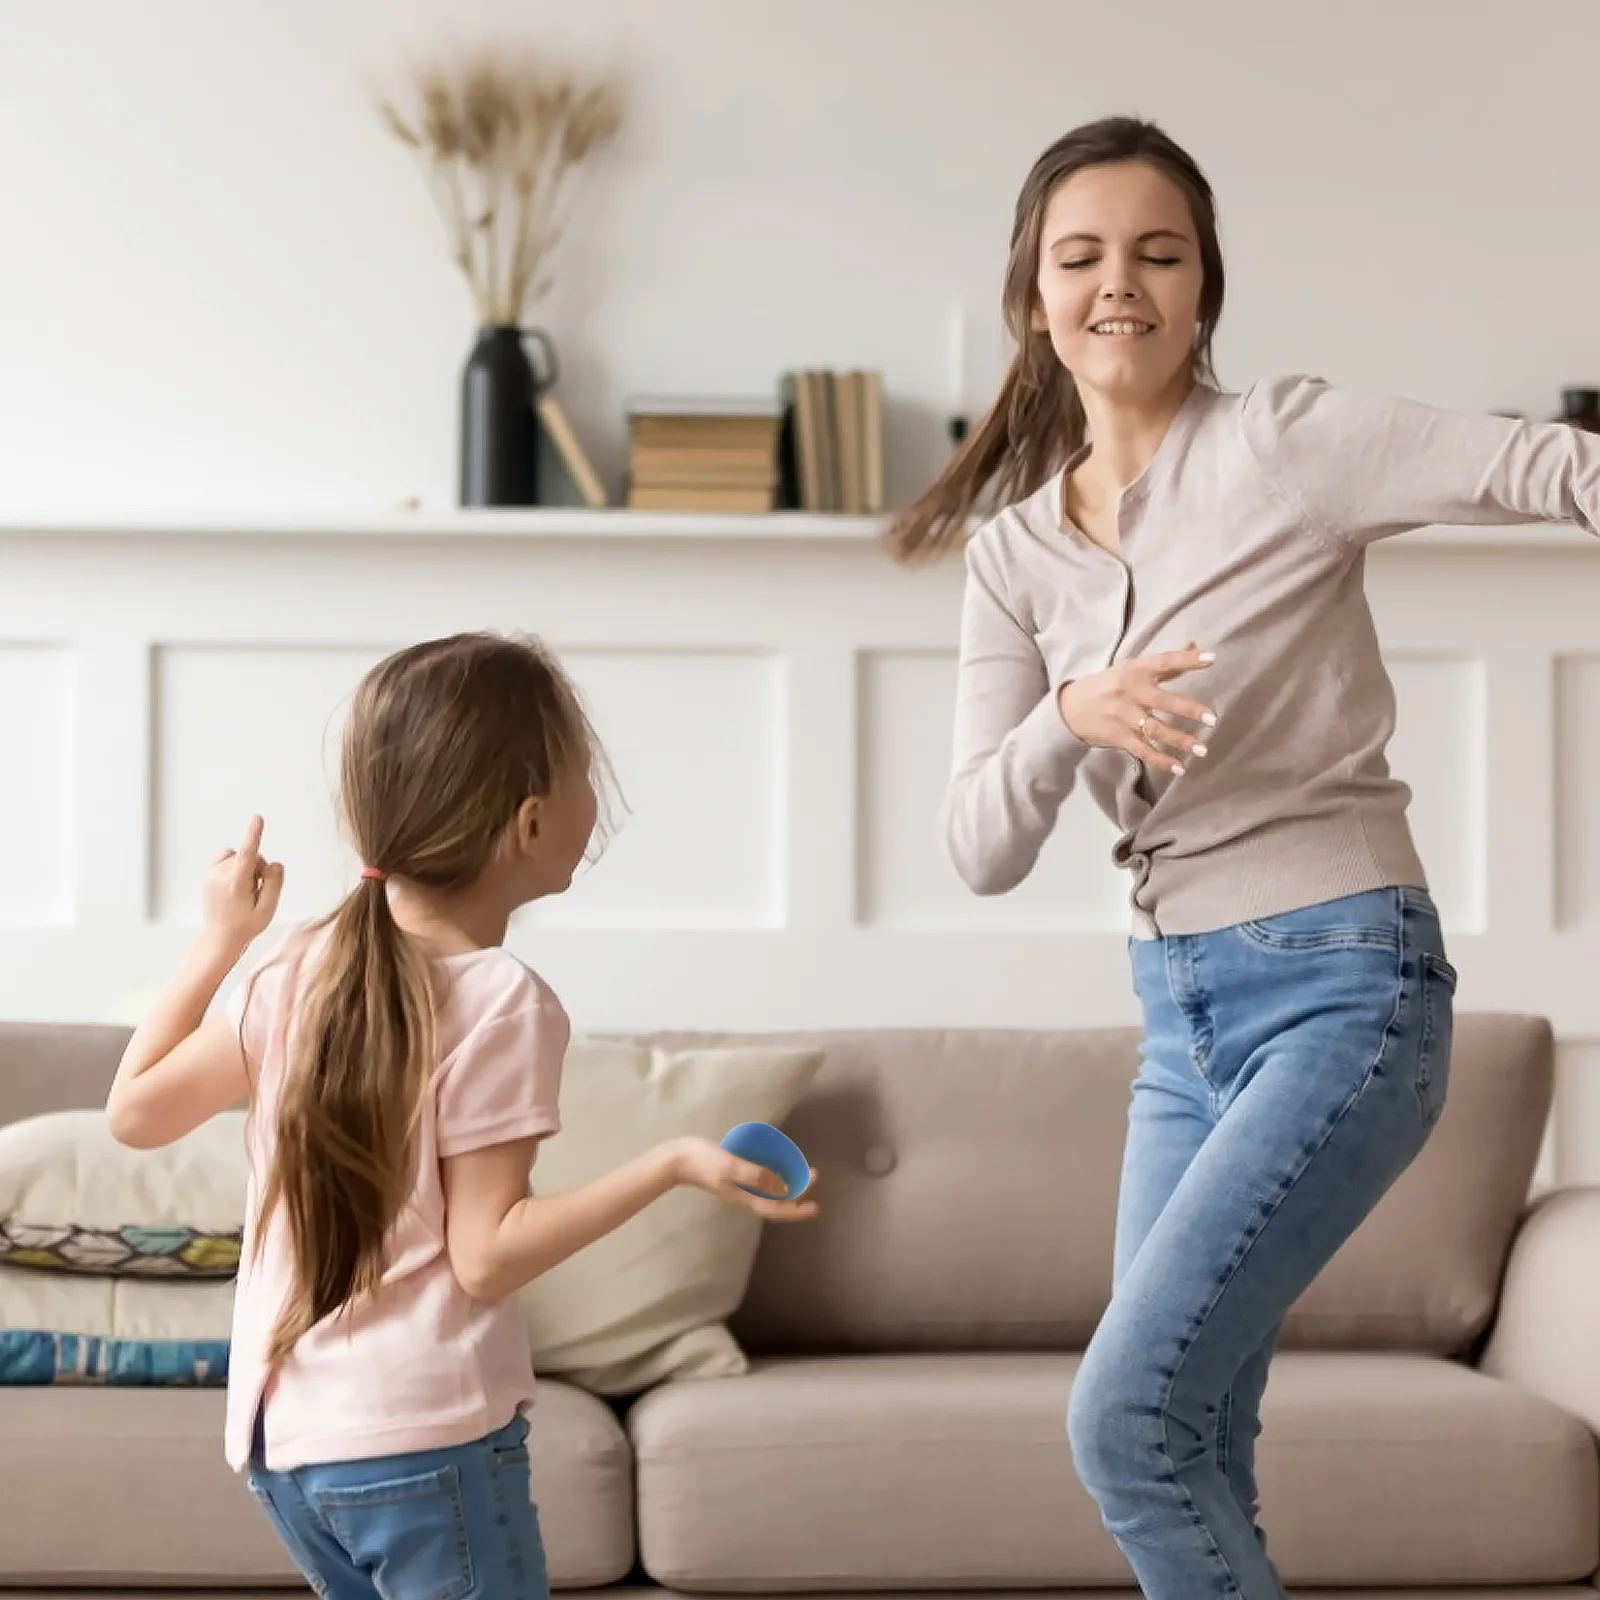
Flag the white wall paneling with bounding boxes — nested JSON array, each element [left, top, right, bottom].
[[0, 642, 76, 928], [3, 515, 1599, 1178], [1556, 656, 1600, 930]]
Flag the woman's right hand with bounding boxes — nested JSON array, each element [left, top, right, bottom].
[[666, 1137, 819, 1222], [1057, 645, 1218, 777]]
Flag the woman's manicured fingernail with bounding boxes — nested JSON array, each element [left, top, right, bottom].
[[1192, 744, 1208, 758], [1202, 711, 1218, 726]]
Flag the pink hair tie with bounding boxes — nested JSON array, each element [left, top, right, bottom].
[[360, 866, 387, 882]]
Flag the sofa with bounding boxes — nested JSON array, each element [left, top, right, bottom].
[[1, 1011, 1598, 1599]]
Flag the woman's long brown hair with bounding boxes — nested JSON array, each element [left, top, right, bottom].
[[253, 632, 607, 1364], [885, 117, 1227, 564]]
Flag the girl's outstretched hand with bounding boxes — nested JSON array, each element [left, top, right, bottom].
[[666, 1136, 819, 1222], [203, 815, 284, 952]]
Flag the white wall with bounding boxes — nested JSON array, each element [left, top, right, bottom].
[[5, 2, 1600, 1191], [0, 0, 1597, 517]]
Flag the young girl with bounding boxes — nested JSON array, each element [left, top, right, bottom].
[[890, 118, 1599, 1598], [103, 631, 816, 1600]]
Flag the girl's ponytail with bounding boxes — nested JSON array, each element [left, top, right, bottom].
[[256, 873, 435, 1364]]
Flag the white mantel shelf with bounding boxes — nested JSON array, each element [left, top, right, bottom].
[[0, 509, 1592, 548], [0, 509, 886, 544]]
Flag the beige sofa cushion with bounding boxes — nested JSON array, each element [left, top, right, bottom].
[[0, 1022, 136, 1126], [635, 1593, 1600, 1600], [627, 1350, 1596, 1591], [646, 1016, 1551, 1357], [1280, 1015, 1553, 1352], [520, 1039, 821, 1394], [0, 1109, 244, 1276], [1257, 1353, 1596, 1586], [0, 1380, 633, 1587], [0, 1589, 1593, 1600], [624, 1589, 1600, 1600]]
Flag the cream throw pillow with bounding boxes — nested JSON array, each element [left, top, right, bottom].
[[0, 1261, 235, 1384], [0, 1264, 235, 1340], [0, 1110, 246, 1276], [518, 1038, 822, 1394]]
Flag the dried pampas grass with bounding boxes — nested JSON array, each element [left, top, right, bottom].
[[378, 50, 623, 326]]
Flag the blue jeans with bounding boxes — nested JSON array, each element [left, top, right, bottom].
[[1067, 887, 1457, 1599], [246, 1414, 548, 1600]]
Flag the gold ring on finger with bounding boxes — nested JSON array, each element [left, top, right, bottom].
[[1137, 713, 1150, 739]]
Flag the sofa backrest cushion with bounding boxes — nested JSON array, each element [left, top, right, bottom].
[[643, 1015, 1552, 1358], [0, 1013, 1552, 1358]]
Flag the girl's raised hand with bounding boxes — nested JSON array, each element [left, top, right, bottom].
[[202, 815, 284, 951]]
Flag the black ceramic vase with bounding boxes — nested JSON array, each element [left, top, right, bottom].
[[458, 326, 560, 506], [1555, 388, 1600, 435]]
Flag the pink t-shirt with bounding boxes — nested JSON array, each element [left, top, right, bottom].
[[222, 926, 568, 1472]]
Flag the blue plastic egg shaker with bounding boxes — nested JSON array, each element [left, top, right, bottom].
[[720, 1121, 811, 1200]]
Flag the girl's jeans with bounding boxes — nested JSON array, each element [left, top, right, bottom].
[[247, 1412, 548, 1600]]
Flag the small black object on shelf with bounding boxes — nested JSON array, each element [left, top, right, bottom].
[[776, 402, 800, 510], [459, 326, 560, 506], [1554, 388, 1600, 434]]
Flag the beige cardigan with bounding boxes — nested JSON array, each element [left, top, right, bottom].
[[943, 376, 1600, 937]]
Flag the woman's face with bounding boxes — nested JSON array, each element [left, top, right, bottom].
[[1033, 160, 1204, 409]]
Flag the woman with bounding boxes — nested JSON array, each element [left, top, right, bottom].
[[889, 116, 1600, 1599]]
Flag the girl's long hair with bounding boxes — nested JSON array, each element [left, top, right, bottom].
[[254, 632, 608, 1364]]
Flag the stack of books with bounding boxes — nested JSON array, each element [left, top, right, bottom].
[[781, 369, 884, 514], [624, 397, 783, 513]]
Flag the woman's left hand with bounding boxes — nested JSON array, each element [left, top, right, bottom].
[[201, 815, 284, 952]]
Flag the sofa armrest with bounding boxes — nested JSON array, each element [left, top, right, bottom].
[[1479, 1184, 1600, 1432]]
